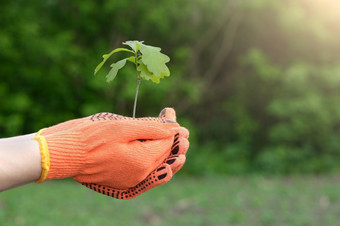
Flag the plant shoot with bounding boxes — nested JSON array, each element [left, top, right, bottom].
[[94, 40, 170, 117]]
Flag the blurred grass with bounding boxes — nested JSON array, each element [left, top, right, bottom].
[[1, 175, 339, 226]]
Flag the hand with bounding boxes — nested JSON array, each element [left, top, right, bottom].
[[34, 108, 189, 199], [82, 108, 189, 199]]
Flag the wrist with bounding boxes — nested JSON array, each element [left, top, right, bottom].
[[0, 133, 42, 191]]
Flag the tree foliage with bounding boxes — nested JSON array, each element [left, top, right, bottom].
[[1, 0, 340, 174]]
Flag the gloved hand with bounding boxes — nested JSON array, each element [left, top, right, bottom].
[[33, 108, 189, 199]]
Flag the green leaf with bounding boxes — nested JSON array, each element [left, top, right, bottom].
[[126, 56, 137, 64], [137, 61, 170, 84], [139, 43, 170, 77], [151, 66, 170, 84], [106, 58, 127, 82], [123, 40, 144, 52], [94, 48, 134, 75], [137, 62, 154, 81]]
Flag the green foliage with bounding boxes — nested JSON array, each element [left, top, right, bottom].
[[94, 40, 170, 84], [234, 49, 340, 174], [106, 58, 128, 82], [139, 43, 170, 80], [1, 0, 340, 174], [94, 48, 133, 75]]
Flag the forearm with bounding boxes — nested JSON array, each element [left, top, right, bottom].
[[0, 133, 42, 191]]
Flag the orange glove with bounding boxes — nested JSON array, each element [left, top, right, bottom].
[[33, 108, 189, 199]]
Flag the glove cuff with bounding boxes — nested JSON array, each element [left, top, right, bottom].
[[33, 129, 50, 183], [33, 128, 85, 182]]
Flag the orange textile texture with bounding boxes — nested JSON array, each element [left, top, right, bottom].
[[34, 108, 189, 199]]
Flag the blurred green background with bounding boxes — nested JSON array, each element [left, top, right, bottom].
[[1, 0, 340, 225]]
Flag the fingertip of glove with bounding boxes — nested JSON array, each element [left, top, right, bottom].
[[169, 155, 186, 175], [155, 163, 173, 183], [171, 137, 190, 155], [160, 107, 176, 121]]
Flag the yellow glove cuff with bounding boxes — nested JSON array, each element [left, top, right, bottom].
[[33, 129, 50, 183]]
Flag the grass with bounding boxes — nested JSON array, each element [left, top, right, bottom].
[[0, 175, 339, 226]]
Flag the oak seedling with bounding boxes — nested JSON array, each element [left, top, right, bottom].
[[94, 40, 170, 117]]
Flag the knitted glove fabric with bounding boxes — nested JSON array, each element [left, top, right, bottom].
[[82, 108, 189, 199], [33, 108, 189, 199]]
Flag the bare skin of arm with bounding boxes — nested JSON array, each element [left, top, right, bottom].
[[0, 133, 42, 191]]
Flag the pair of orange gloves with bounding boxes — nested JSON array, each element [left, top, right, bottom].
[[33, 108, 189, 200]]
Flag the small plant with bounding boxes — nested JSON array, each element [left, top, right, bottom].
[[94, 40, 170, 118]]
